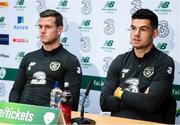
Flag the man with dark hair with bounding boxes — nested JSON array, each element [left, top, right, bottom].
[[9, 9, 82, 111], [40, 9, 63, 27], [100, 8, 176, 123]]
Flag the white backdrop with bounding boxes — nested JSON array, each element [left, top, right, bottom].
[[0, 0, 180, 123]]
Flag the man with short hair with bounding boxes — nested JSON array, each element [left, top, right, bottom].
[[9, 9, 82, 111], [100, 9, 176, 123]]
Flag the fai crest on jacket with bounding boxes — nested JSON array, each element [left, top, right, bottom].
[[143, 67, 154, 78], [50, 62, 61, 71]]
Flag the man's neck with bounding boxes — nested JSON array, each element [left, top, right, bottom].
[[134, 44, 153, 58], [43, 42, 61, 51]]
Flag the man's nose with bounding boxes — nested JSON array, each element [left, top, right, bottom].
[[40, 27, 46, 33], [134, 29, 140, 36]]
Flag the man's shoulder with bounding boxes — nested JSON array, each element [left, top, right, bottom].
[[59, 48, 79, 64], [156, 49, 174, 62], [115, 50, 132, 60], [61, 47, 78, 58], [24, 49, 41, 57], [154, 49, 174, 67], [110, 51, 133, 67]]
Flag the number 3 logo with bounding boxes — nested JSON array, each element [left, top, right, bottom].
[[77, 67, 81, 74]]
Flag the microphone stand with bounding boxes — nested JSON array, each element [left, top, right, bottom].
[[71, 81, 96, 125], [80, 95, 85, 119]]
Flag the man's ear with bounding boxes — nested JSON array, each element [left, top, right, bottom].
[[153, 29, 159, 39], [58, 26, 63, 35]]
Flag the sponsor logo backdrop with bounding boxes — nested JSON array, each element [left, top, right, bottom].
[[0, 0, 180, 123]]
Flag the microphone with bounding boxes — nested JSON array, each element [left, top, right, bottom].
[[81, 80, 93, 119], [71, 80, 96, 125], [85, 80, 93, 96]]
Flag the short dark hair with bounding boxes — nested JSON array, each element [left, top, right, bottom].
[[39, 9, 63, 27], [132, 9, 158, 29]]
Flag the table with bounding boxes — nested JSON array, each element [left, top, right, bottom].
[[71, 111, 164, 124], [0, 112, 164, 125]]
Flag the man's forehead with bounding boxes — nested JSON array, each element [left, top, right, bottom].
[[131, 19, 151, 27], [39, 17, 56, 23]]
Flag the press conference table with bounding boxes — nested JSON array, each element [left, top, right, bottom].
[[72, 111, 164, 124], [0, 102, 164, 125], [0, 112, 164, 125], [0, 111, 165, 125]]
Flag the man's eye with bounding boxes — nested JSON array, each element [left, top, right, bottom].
[[140, 28, 147, 31], [131, 27, 135, 30], [39, 25, 42, 29], [46, 26, 51, 29]]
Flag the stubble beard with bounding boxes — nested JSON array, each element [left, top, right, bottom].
[[133, 42, 153, 51], [41, 37, 58, 45]]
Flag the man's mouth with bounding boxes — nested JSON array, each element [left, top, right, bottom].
[[133, 38, 140, 41]]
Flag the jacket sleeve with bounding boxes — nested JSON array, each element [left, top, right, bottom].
[[9, 55, 27, 102], [100, 56, 125, 112], [122, 57, 175, 112], [65, 56, 82, 111]]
